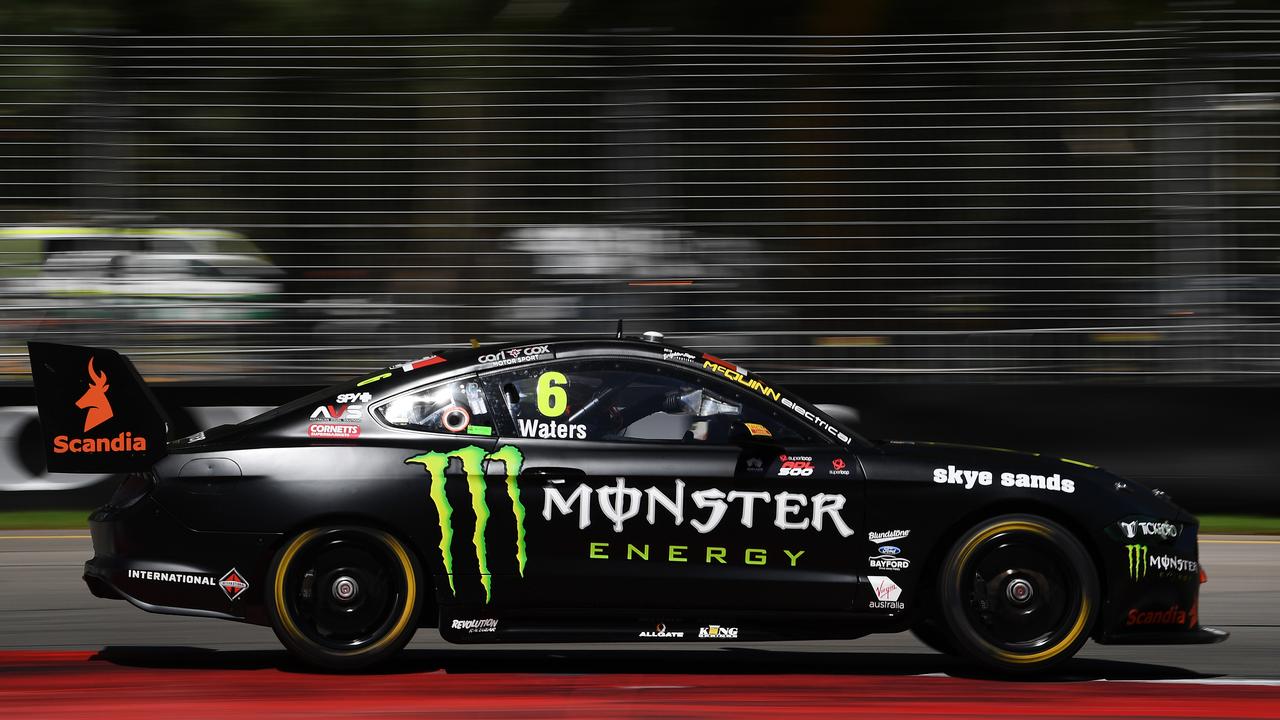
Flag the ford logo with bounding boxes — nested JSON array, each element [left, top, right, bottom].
[[878, 545, 901, 556]]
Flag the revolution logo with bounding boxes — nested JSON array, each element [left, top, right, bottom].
[[405, 445, 527, 604]]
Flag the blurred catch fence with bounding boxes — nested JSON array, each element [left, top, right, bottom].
[[1, 11, 1279, 385]]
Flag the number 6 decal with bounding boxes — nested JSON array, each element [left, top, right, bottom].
[[536, 371, 568, 417]]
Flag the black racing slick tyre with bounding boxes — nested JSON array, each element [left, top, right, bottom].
[[267, 526, 423, 671], [937, 514, 1098, 675]]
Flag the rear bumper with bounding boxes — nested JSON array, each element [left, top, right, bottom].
[[84, 495, 277, 625]]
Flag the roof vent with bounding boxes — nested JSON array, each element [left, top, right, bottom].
[[641, 330, 664, 343]]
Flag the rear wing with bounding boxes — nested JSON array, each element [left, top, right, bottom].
[[27, 342, 170, 473]]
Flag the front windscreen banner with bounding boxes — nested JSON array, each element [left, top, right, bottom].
[[27, 342, 170, 473]]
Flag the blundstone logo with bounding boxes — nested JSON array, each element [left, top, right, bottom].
[[76, 357, 112, 431], [1126, 544, 1149, 580], [405, 445, 526, 604]]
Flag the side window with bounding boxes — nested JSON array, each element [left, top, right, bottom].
[[484, 360, 816, 445], [374, 377, 494, 437]]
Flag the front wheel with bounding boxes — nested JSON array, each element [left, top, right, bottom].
[[937, 514, 1098, 674], [266, 525, 423, 671]]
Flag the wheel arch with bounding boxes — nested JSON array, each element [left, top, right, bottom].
[[916, 498, 1108, 635], [268, 511, 441, 627]]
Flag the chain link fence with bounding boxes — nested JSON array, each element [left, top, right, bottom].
[[1, 13, 1277, 384]]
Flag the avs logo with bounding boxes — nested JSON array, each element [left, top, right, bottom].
[[77, 357, 112, 431], [405, 445, 527, 604], [310, 404, 363, 422]]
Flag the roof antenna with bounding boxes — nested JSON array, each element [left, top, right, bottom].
[[615, 319, 624, 338]]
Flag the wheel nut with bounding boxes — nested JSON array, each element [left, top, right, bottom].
[[332, 576, 358, 602], [1006, 578, 1033, 604]]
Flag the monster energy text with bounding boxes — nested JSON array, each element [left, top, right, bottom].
[[1126, 544, 1199, 581], [405, 445, 526, 603]]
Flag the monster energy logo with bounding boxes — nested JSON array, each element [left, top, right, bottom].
[[405, 445, 526, 604], [1126, 544, 1149, 580]]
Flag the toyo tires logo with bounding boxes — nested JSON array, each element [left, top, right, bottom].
[[405, 445, 526, 604]]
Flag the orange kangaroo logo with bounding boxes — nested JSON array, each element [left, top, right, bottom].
[[76, 357, 113, 432]]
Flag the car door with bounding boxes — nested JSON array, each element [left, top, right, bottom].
[[478, 357, 863, 614]]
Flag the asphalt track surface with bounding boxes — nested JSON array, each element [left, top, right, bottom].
[[2, 531, 1279, 718]]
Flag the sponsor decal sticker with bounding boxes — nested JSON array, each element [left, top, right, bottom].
[[308, 423, 360, 438], [77, 357, 112, 431], [744, 422, 772, 438], [701, 358, 781, 401], [868, 575, 904, 609], [310, 404, 364, 422], [877, 545, 901, 556], [663, 350, 698, 363], [868, 529, 910, 543], [698, 625, 739, 639], [1116, 518, 1181, 541], [932, 465, 1075, 494], [639, 623, 684, 639], [356, 372, 392, 387], [127, 568, 217, 587], [218, 568, 249, 601], [1126, 544, 1198, 581], [405, 445, 527, 604], [52, 357, 148, 455], [777, 455, 815, 477], [587, 541, 806, 567], [477, 344, 552, 368], [1126, 603, 1197, 628], [452, 618, 499, 633], [400, 355, 445, 372], [830, 457, 851, 476], [868, 553, 910, 571], [541, 477, 854, 537]]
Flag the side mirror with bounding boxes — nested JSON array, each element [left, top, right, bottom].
[[815, 403, 859, 425]]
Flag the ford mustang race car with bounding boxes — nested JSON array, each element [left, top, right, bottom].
[[27, 336, 1227, 672]]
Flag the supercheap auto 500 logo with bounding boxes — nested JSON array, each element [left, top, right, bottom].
[[405, 445, 527, 604]]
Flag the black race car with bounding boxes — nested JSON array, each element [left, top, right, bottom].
[[28, 336, 1226, 672]]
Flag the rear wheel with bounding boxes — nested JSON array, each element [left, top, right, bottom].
[[937, 514, 1098, 674], [266, 525, 422, 671]]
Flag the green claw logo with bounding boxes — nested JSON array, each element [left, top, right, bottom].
[[405, 445, 526, 603], [1126, 544, 1148, 580]]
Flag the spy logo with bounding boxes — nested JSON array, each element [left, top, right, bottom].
[[218, 568, 249, 601], [405, 445, 526, 604], [1126, 544, 1149, 580], [76, 357, 113, 432]]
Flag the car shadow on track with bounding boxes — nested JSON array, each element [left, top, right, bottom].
[[91, 645, 1215, 683]]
